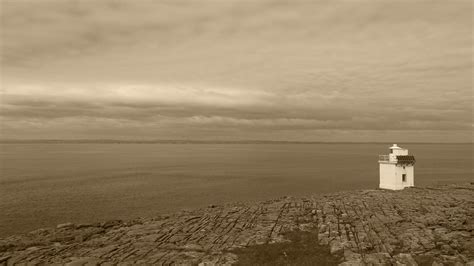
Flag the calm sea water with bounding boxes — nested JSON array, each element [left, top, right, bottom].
[[0, 143, 472, 237]]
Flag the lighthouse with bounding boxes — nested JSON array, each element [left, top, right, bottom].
[[378, 144, 416, 190]]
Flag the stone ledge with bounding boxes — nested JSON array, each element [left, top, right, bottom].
[[0, 183, 473, 265]]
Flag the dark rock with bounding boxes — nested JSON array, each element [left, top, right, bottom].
[[0, 255, 11, 264], [100, 220, 122, 229]]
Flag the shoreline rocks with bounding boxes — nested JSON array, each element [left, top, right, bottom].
[[0, 183, 473, 265]]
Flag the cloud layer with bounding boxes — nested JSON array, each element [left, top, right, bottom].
[[1, 0, 472, 142]]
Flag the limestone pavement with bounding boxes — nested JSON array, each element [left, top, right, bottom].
[[1, 184, 473, 265]]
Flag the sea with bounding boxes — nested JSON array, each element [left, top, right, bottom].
[[0, 143, 472, 237]]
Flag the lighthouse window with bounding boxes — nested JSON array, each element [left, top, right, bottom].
[[402, 174, 407, 182]]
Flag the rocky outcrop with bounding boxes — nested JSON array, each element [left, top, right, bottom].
[[0, 184, 473, 265]]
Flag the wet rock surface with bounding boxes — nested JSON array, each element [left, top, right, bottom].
[[0, 184, 473, 265]]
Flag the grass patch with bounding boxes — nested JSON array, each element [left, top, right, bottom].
[[231, 229, 342, 265], [413, 254, 435, 266]]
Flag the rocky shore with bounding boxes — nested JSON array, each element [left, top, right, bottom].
[[1, 184, 473, 265]]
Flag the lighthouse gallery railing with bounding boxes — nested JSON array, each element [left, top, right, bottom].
[[378, 155, 390, 162]]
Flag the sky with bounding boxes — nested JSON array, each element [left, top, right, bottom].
[[0, 0, 472, 142]]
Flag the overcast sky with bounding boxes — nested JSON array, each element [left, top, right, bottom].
[[1, 0, 472, 142]]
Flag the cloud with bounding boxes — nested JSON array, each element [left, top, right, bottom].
[[1, 83, 471, 134], [0, 0, 472, 141]]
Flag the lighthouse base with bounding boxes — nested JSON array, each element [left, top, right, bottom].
[[379, 163, 414, 190], [379, 183, 413, 190]]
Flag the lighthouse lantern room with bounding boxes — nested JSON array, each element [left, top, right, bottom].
[[378, 144, 416, 190]]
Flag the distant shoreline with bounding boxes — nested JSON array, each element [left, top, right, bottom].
[[0, 139, 472, 144]]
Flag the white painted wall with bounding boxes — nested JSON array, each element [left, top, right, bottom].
[[392, 149, 408, 156], [395, 165, 405, 189], [379, 163, 400, 190], [380, 163, 414, 190], [406, 165, 414, 187]]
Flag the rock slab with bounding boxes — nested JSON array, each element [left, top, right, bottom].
[[0, 184, 473, 265]]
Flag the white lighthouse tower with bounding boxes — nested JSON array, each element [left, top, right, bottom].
[[378, 144, 416, 190]]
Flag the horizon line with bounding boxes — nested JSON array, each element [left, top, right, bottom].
[[0, 139, 472, 144]]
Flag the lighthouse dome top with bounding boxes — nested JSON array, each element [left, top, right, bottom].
[[389, 144, 409, 156], [390, 144, 403, 150]]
